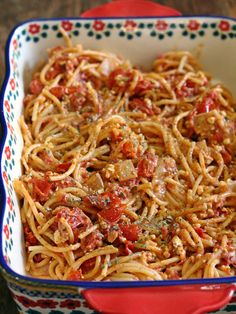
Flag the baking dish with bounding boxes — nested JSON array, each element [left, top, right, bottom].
[[0, 1, 236, 313]]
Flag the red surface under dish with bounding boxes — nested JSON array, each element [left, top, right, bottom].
[[81, 0, 181, 18], [83, 284, 235, 314]]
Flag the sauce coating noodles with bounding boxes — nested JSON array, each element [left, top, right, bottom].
[[14, 32, 236, 281]]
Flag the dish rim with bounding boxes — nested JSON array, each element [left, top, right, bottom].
[[0, 15, 236, 289]]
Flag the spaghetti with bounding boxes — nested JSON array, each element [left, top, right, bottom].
[[14, 31, 236, 281]]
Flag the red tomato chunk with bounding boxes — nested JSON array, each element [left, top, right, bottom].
[[197, 91, 218, 113], [108, 68, 132, 92], [122, 141, 136, 159], [137, 153, 158, 178], [30, 177, 53, 203], [29, 79, 44, 95], [84, 191, 121, 211], [56, 207, 90, 229], [80, 230, 103, 252], [68, 269, 83, 280], [24, 223, 38, 246], [119, 223, 141, 241], [56, 162, 72, 173], [99, 206, 124, 224]]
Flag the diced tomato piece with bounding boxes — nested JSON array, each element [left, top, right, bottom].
[[24, 223, 38, 246], [69, 94, 86, 112], [81, 258, 96, 273], [111, 129, 123, 143], [30, 177, 53, 203], [84, 191, 121, 211], [52, 207, 91, 242], [38, 150, 54, 165], [119, 241, 135, 256], [121, 140, 136, 159], [99, 206, 123, 224], [68, 269, 83, 280], [108, 68, 132, 92], [175, 79, 197, 99], [137, 153, 158, 178], [65, 85, 87, 112], [29, 79, 43, 95], [46, 68, 61, 80], [221, 250, 236, 266], [53, 58, 66, 71], [56, 162, 72, 173], [197, 91, 218, 113], [125, 241, 135, 254], [84, 191, 124, 224], [50, 86, 85, 100], [209, 129, 224, 144], [119, 223, 141, 241], [195, 227, 204, 238], [49, 86, 65, 99], [221, 149, 232, 164], [161, 227, 169, 239], [129, 98, 154, 115], [46, 58, 68, 80], [135, 79, 153, 94], [80, 230, 102, 252], [66, 86, 84, 94], [185, 80, 195, 88], [56, 207, 90, 229]]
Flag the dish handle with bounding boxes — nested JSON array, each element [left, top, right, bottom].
[[80, 0, 181, 18], [82, 284, 235, 314]]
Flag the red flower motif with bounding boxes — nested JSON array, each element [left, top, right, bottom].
[[3, 225, 10, 240], [124, 20, 137, 31], [13, 39, 18, 50], [29, 23, 40, 34], [4, 255, 8, 263], [93, 20, 105, 31], [9, 78, 15, 90], [219, 20, 230, 32], [15, 295, 37, 308], [7, 197, 13, 211], [7, 122, 13, 133], [60, 299, 81, 309], [5, 146, 11, 160], [61, 21, 73, 31], [155, 20, 168, 31], [36, 299, 58, 308], [187, 20, 200, 31], [4, 100, 10, 113], [3, 171, 8, 184], [10, 59, 17, 71]]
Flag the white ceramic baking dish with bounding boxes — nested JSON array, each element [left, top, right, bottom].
[[0, 1, 236, 313]]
